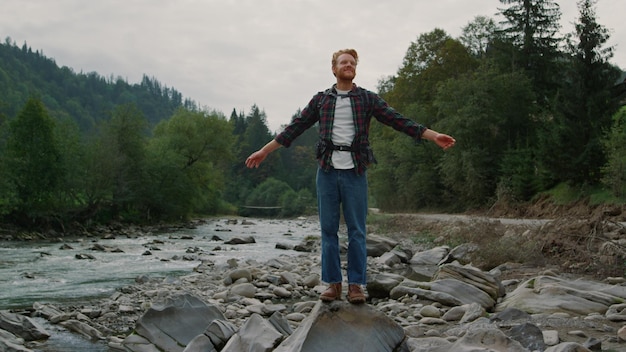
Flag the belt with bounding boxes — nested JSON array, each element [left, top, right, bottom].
[[333, 145, 353, 152]]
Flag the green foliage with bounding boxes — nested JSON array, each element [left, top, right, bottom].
[[4, 97, 61, 222], [602, 107, 626, 198], [550, 0, 622, 185], [144, 109, 234, 220], [279, 188, 314, 217], [497, 0, 563, 104], [1, 2, 625, 228], [435, 62, 535, 207], [0, 38, 194, 131], [245, 177, 291, 207], [240, 177, 311, 217]]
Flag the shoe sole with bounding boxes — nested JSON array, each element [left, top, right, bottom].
[[347, 297, 365, 304]]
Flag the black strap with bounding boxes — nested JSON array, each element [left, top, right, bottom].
[[332, 145, 354, 152]]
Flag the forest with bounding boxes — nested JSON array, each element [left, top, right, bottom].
[[0, 0, 625, 230]]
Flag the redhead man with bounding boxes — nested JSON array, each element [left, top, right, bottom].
[[246, 49, 455, 303]]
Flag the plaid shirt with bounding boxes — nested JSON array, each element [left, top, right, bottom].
[[275, 84, 426, 174]]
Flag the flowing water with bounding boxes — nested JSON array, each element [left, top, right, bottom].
[[0, 217, 319, 351]]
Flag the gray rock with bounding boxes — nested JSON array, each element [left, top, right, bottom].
[[59, 319, 105, 340], [0, 311, 50, 341], [228, 268, 252, 282], [507, 322, 547, 351], [544, 342, 593, 351], [222, 314, 284, 352], [497, 275, 626, 315], [204, 319, 237, 349], [366, 273, 404, 299], [126, 293, 225, 352], [182, 334, 217, 352], [274, 301, 408, 352], [224, 236, 256, 245], [366, 234, 398, 257], [229, 283, 256, 298], [443, 328, 529, 352], [459, 302, 486, 323], [409, 246, 449, 265], [0, 328, 31, 352]]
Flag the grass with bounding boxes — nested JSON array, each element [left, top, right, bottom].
[[543, 182, 625, 205]]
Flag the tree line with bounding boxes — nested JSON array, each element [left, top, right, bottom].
[[0, 0, 625, 231]]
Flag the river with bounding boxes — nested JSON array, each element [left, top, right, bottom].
[[0, 217, 318, 351]]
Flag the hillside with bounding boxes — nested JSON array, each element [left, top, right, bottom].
[[0, 38, 197, 130]]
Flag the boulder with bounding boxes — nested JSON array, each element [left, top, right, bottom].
[[366, 234, 398, 257], [124, 293, 225, 352], [0, 311, 50, 341], [497, 275, 626, 315], [274, 301, 408, 352], [221, 314, 284, 351]]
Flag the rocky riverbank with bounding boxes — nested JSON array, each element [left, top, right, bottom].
[[1, 215, 625, 351]]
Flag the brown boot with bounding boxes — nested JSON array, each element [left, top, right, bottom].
[[320, 283, 342, 302], [347, 284, 366, 304]]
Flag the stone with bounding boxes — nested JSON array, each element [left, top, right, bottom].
[[59, 319, 105, 340], [221, 314, 284, 352], [618, 325, 626, 341], [544, 342, 593, 351], [497, 275, 626, 315], [274, 301, 408, 352], [125, 293, 225, 352], [229, 283, 256, 298], [366, 273, 404, 299], [507, 322, 546, 351], [0, 311, 50, 341], [543, 329, 560, 345]]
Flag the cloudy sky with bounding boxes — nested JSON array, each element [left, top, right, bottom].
[[2, 0, 624, 132]]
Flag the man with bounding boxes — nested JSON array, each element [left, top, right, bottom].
[[245, 49, 455, 304]]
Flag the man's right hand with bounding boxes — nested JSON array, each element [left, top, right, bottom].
[[245, 150, 267, 168]]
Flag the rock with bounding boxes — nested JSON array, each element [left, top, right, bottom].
[[544, 342, 593, 351], [227, 268, 252, 283], [419, 305, 441, 318], [507, 322, 546, 351], [124, 293, 225, 352], [204, 319, 237, 349], [543, 330, 560, 345], [59, 319, 105, 340], [0, 311, 50, 341], [618, 325, 626, 341], [605, 303, 626, 321], [434, 263, 502, 300], [0, 329, 30, 352], [229, 283, 256, 298], [409, 246, 449, 265], [444, 328, 529, 352], [366, 273, 404, 299], [460, 302, 486, 323], [366, 234, 398, 257], [497, 275, 626, 315], [274, 301, 407, 352], [224, 236, 255, 245], [222, 314, 284, 352], [182, 334, 217, 352]]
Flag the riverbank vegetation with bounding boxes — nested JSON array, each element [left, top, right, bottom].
[[0, 0, 625, 232]]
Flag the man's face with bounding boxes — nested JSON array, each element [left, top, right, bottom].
[[332, 53, 357, 80]]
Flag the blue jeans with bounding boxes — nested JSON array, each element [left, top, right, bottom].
[[316, 167, 368, 285]]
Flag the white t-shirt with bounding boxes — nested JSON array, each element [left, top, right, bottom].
[[331, 89, 356, 169]]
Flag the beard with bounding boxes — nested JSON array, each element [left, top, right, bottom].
[[336, 69, 355, 81]]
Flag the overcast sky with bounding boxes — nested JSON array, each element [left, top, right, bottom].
[[2, 0, 624, 132]]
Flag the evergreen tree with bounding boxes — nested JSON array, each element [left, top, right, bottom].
[[497, 0, 562, 104], [4, 97, 61, 223], [547, 0, 621, 185]]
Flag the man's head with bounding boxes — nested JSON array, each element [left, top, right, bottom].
[[332, 49, 358, 80]]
